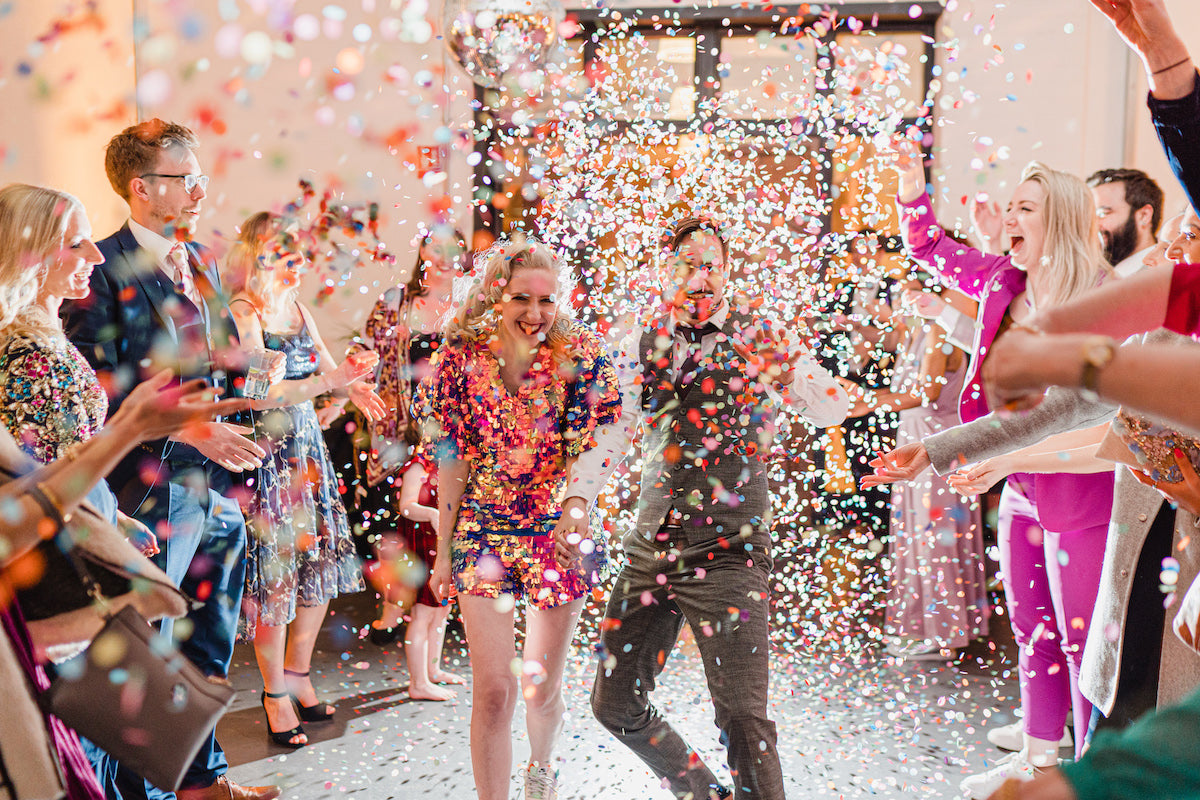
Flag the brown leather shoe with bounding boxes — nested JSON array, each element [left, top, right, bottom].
[[177, 775, 281, 800]]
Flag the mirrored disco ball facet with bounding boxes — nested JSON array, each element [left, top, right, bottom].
[[443, 0, 564, 90]]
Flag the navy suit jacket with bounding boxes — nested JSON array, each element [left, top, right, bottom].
[[62, 223, 240, 519]]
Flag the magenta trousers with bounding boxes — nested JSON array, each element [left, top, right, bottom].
[[997, 476, 1110, 757]]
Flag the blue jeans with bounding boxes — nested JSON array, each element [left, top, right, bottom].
[[82, 477, 247, 796], [125, 478, 247, 796]]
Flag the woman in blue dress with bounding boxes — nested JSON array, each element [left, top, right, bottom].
[[225, 212, 386, 748]]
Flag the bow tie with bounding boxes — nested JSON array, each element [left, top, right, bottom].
[[677, 323, 719, 344]]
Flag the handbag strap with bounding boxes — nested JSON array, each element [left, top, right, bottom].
[[60, 544, 111, 614]]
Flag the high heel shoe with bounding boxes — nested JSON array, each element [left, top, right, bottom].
[[367, 623, 400, 646], [261, 690, 307, 748], [283, 668, 335, 722]]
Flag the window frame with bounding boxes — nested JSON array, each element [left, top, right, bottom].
[[471, 2, 942, 239]]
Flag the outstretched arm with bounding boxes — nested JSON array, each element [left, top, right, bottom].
[[861, 386, 1116, 488], [1090, 0, 1200, 212], [986, 330, 1200, 437], [1034, 266, 1173, 338]]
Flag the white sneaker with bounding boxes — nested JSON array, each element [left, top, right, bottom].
[[986, 721, 1073, 752], [959, 751, 1046, 800], [885, 638, 952, 661], [524, 763, 558, 800]]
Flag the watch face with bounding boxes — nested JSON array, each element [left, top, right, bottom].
[[1084, 338, 1115, 368]]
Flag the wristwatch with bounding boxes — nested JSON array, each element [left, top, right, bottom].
[[1079, 335, 1117, 401]]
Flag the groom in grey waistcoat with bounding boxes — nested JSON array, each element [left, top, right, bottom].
[[561, 218, 848, 799]]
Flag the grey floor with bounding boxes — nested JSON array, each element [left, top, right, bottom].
[[217, 586, 1035, 799]]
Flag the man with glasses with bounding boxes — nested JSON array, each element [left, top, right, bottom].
[[63, 119, 278, 800], [564, 217, 849, 798]]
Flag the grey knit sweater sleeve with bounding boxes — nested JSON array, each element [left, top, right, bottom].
[[924, 387, 1118, 475]]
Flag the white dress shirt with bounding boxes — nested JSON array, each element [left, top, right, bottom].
[[128, 217, 182, 280], [564, 299, 850, 506], [1113, 245, 1156, 280]]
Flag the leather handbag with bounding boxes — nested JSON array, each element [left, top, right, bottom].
[[46, 556, 235, 791]]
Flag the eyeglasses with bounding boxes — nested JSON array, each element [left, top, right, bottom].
[[140, 173, 210, 193]]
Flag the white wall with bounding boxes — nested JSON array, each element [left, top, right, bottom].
[[926, 0, 1200, 232], [0, 0, 137, 227]]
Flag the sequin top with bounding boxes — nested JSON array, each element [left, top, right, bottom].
[[362, 288, 407, 446], [0, 333, 108, 462], [425, 322, 621, 534]]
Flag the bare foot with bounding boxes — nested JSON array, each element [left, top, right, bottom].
[[430, 669, 467, 685], [408, 682, 457, 701]]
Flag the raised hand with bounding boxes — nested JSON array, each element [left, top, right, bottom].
[[980, 328, 1057, 413], [1088, 0, 1184, 66], [969, 194, 1006, 254], [116, 511, 159, 557], [1128, 449, 1200, 515], [729, 319, 803, 387], [175, 421, 267, 472], [1089, 0, 1192, 99], [347, 382, 387, 422], [948, 457, 1010, 496], [879, 136, 926, 203], [901, 289, 946, 319], [328, 350, 380, 390], [860, 442, 931, 488], [314, 397, 348, 429], [112, 370, 249, 443]]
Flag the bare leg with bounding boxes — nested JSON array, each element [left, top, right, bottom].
[[459, 593, 518, 800], [428, 603, 466, 685], [375, 599, 408, 631], [283, 603, 334, 715], [371, 530, 414, 631], [254, 622, 306, 746], [523, 598, 585, 767], [407, 604, 456, 701]]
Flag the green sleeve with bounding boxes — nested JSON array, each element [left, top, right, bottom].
[[1060, 685, 1200, 800]]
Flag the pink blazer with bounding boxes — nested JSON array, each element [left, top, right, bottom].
[[899, 195, 1114, 533]]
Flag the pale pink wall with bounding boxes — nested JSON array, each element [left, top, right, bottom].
[[0, 0, 137, 231], [129, 0, 477, 345]]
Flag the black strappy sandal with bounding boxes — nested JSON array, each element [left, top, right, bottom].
[[284, 668, 335, 722], [261, 690, 307, 748]]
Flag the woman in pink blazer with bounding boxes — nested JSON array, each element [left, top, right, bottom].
[[893, 149, 1114, 798]]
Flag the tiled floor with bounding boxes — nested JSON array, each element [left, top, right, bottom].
[[218, 586, 1032, 799]]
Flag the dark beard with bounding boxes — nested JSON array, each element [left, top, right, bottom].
[[1104, 215, 1141, 265]]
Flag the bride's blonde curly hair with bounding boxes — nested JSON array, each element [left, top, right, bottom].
[[443, 236, 578, 360]]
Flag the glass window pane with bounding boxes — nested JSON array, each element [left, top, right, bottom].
[[832, 32, 928, 119], [596, 32, 696, 121], [718, 33, 817, 120]]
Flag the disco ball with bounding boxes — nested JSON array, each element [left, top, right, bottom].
[[443, 0, 565, 90]]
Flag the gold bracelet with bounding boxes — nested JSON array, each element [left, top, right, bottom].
[[36, 481, 73, 525]]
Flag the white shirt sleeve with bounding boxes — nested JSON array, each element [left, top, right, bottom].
[[784, 348, 850, 428], [934, 304, 976, 353], [562, 328, 643, 507]]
